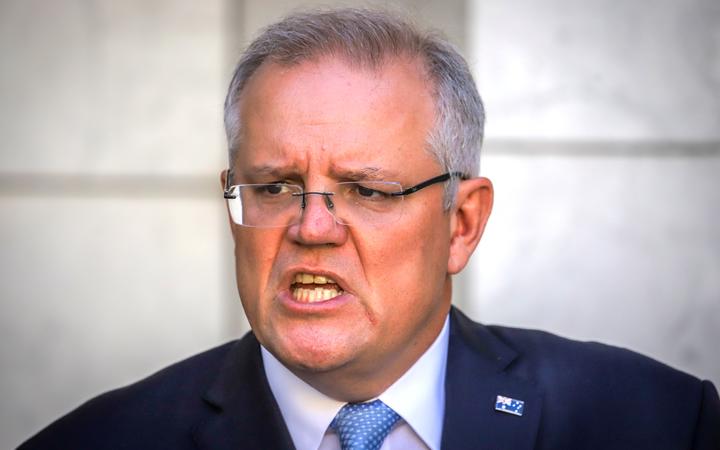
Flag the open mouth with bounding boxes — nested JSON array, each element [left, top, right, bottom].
[[291, 273, 344, 303]]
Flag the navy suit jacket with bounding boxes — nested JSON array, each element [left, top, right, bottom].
[[20, 308, 720, 449]]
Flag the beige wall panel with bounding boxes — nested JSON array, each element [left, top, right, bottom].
[[0, 0, 226, 175], [235, 0, 467, 48], [0, 195, 237, 447], [457, 143, 720, 384], [469, 0, 720, 141]]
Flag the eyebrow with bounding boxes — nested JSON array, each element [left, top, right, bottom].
[[235, 164, 400, 182], [331, 166, 399, 181], [236, 164, 298, 181]]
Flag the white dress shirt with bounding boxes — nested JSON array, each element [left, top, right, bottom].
[[262, 315, 449, 450]]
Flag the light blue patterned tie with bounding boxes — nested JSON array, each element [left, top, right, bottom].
[[330, 399, 401, 450]]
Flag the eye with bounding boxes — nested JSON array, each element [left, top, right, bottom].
[[350, 183, 396, 202], [357, 185, 383, 198], [253, 183, 294, 196], [265, 184, 286, 195]]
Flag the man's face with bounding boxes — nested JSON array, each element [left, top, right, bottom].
[[227, 56, 456, 395]]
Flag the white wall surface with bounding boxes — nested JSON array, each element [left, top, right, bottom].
[[457, 142, 720, 383], [469, 0, 720, 141], [458, 0, 720, 385], [0, 1, 237, 447]]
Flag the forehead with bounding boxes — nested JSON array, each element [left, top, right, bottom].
[[233, 56, 439, 177]]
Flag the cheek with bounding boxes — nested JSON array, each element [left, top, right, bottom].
[[233, 229, 283, 304], [361, 217, 449, 306]]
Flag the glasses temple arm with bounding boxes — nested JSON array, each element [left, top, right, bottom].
[[392, 171, 467, 196], [223, 170, 237, 199]]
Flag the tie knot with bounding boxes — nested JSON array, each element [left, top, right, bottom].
[[331, 400, 401, 450]]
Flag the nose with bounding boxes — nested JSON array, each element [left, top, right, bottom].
[[288, 192, 348, 246]]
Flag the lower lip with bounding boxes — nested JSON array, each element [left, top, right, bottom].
[[277, 289, 352, 313]]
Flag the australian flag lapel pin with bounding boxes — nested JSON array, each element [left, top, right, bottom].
[[495, 395, 525, 416]]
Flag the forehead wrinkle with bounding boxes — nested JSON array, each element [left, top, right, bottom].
[[235, 135, 313, 178], [296, 118, 344, 127]]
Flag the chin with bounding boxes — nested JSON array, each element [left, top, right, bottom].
[[292, 355, 349, 374], [270, 329, 362, 374]]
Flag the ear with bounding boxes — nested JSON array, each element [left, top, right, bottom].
[[220, 169, 228, 189], [447, 177, 493, 274]]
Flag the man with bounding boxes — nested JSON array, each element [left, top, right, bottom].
[[20, 8, 719, 450]]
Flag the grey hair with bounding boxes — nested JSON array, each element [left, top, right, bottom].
[[224, 8, 484, 209]]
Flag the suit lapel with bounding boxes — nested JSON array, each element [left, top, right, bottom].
[[442, 308, 542, 450], [192, 333, 296, 450]]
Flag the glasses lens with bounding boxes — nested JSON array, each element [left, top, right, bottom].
[[226, 182, 406, 227], [332, 181, 404, 226], [227, 184, 303, 227]]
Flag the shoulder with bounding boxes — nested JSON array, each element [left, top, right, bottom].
[[452, 307, 705, 389], [19, 337, 257, 450], [485, 322, 703, 396], [451, 309, 720, 448]]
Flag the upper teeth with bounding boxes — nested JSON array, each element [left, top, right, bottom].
[[295, 273, 335, 285], [291, 273, 343, 303]]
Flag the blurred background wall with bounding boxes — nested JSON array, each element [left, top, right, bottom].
[[1, 0, 718, 447]]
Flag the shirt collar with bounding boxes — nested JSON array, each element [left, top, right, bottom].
[[262, 315, 449, 450], [379, 315, 448, 450], [261, 346, 344, 450]]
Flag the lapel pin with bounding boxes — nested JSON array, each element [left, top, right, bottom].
[[495, 395, 525, 416]]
